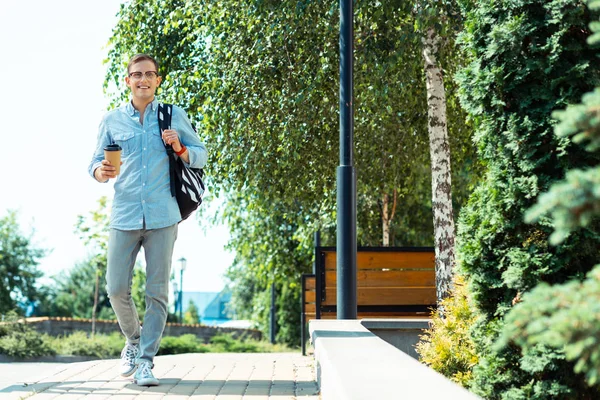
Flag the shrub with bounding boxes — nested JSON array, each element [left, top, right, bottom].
[[210, 334, 260, 353], [47, 331, 123, 358], [157, 334, 209, 355], [416, 275, 478, 388], [0, 314, 55, 358], [0, 324, 291, 359]]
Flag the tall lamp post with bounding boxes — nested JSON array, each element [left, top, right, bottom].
[[337, 0, 357, 319], [178, 257, 187, 323]]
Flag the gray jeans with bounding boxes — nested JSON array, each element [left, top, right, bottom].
[[106, 224, 178, 362]]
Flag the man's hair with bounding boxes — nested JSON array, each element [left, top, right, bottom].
[[127, 54, 160, 74]]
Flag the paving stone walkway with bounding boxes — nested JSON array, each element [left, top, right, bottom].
[[0, 353, 320, 400]]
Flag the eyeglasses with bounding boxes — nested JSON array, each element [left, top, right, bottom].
[[128, 71, 158, 80]]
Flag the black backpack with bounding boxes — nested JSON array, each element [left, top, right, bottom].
[[157, 103, 206, 221]]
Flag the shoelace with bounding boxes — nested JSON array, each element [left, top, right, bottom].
[[121, 344, 138, 362], [138, 362, 153, 378]]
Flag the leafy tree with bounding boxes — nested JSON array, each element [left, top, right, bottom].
[[74, 196, 110, 331], [223, 202, 312, 342], [184, 300, 200, 324], [41, 197, 147, 322], [41, 258, 111, 319], [43, 258, 147, 321], [105, 0, 477, 243], [0, 210, 45, 315], [417, 0, 472, 301], [454, 0, 600, 397]]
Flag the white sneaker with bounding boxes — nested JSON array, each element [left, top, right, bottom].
[[119, 342, 139, 377], [134, 360, 159, 386]]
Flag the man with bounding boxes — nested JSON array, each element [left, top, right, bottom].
[[88, 54, 208, 386]]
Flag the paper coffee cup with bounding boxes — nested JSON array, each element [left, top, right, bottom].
[[104, 144, 122, 175]]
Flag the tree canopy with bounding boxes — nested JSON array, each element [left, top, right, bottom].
[[0, 211, 45, 315], [38, 197, 147, 320]]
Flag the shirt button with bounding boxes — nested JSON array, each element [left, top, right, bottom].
[[143, 166, 146, 169], [143, 183, 146, 186], [142, 200, 146, 203], [143, 147, 147, 151]]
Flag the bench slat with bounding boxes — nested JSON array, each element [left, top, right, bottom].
[[304, 291, 316, 303], [321, 287, 436, 306], [304, 303, 316, 313], [325, 270, 435, 287], [304, 303, 317, 314], [323, 251, 435, 270], [304, 277, 316, 290], [320, 312, 432, 319]]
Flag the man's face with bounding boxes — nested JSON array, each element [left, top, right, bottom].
[[125, 60, 162, 101]]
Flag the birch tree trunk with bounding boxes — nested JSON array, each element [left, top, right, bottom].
[[382, 190, 397, 247], [423, 27, 456, 303], [382, 193, 390, 246]]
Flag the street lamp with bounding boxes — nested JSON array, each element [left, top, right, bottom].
[[172, 281, 179, 316], [178, 257, 187, 323], [337, 0, 357, 319]]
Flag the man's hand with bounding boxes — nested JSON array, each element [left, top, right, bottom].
[[95, 159, 122, 182], [162, 129, 182, 152]]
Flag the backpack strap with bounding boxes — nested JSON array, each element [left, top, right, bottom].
[[158, 103, 177, 197]]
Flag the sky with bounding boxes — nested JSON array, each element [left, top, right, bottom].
[[0, 0, 233, 294]]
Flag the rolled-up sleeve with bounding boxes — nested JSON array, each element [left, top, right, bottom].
[[173, 106, 208, 169], [88, 116, 112, 181]]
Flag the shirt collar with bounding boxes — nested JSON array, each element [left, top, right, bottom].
[[126, 98, 159, 116]]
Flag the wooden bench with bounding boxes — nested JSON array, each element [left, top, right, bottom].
[[301, 247, 436, 355]]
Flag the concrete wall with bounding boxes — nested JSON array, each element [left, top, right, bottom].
[[310, 319, 480, 400], [360, 319, 430, 360], [24, 317, 262, 342]]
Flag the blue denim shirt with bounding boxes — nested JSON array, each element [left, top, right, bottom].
[[89, 99, 208, 230]]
